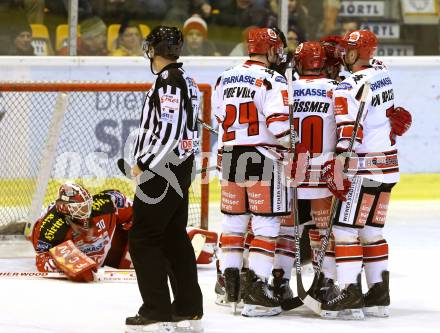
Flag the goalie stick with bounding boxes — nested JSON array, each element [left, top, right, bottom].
[[284, 78, 372, 314], [0, 236, 207, 283], [0, 268, 137, 283]]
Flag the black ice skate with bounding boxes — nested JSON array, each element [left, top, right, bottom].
[[271, 269, 296, 311], [224, 267, 240, 313], [241, 270, 282, 317], [320, 275, 365, 320], [214, 268, 228, 307], [239, 268, 249, 305], [125, 314, 175, 333], [310, 272, 340, 303], [363, 270, 390, 317]]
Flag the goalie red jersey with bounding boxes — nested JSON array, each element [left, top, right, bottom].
[[333, 65, 399, 183], [31, 188, 133, 273]]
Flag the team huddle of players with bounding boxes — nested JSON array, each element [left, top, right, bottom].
[[213, 27, 412, 320], [27, 26, 412, 322]]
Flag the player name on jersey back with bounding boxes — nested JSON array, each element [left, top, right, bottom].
[[213, 60, 290, 157]]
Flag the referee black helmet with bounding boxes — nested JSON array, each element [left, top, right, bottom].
[[143, 26, 183, 60]]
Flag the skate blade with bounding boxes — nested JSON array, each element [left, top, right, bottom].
[[363, 306, 390, 317], [321, 308, 365, 320], [241, 304, 282, 317], [125, 322, 175, 333], [215, 294, 230, 307], [231, 302, 238, 314], [174, 319, 203, 333]]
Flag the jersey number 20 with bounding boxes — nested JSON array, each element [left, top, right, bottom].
[[294, 116, 324, 154]]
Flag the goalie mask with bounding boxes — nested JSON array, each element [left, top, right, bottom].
[[56, 182, 92, 228]]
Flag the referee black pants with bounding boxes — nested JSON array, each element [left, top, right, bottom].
[[129, 155, 203, 321]]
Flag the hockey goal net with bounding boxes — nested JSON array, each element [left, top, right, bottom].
[[0, 82, 211, 236]]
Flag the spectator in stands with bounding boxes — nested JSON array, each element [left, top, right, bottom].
[[297, 0, 340, 39], [92, 0, 171, 22], [111, 21, 143, 56], [8, 21, 35, 55], [286, 25, 304, 53], [191, 0, 213, 20], [338, 19, 360, 35], [0, 0, 45, 24], [181, 15, 220, 56], [210, 0, 271, 27], [58, 16, 108, 56], [229, 25, 256, 56], [269, 0, 312, 40], [163, 0, 213, 24]]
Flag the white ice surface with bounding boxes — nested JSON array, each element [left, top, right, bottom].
[[0, 201, 439, 333]]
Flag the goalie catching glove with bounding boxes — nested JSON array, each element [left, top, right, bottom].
[[321, 158, 351, 201]]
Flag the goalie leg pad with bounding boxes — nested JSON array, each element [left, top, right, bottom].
[[187, 228, 219, 264]]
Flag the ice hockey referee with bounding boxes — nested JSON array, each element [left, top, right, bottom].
[[125, 25, 203, 332]]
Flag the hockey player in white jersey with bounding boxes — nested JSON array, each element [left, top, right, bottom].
[[272, 41, 351, 310], [320, 30, 412, 319], [213, 27, 293, 317]]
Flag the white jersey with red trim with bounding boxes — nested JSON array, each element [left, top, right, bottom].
[[292, 76, 338, 199], [333, 66, 399, 184], [213, 60, 290, 160]]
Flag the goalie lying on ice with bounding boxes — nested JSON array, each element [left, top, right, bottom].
[[28, 182, 218, 282], [28, 182, 134, 282]]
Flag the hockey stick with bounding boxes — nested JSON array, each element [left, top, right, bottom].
[[197, 118, 218, 135], [287, 81, 372, 314], [286, 62, 307, 303]]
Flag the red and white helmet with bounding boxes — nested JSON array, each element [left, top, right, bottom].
[[247, 27, 284, 57], [340, 30, 377, 60], [294, 41, 326, 71], [56, 182, 92, 226], [320, 35, 342, 66]]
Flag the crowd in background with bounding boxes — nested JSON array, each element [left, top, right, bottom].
[[0, 0, 439, 56]]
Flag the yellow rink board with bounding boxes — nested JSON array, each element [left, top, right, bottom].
[[207, 174, 440, 202], [0, 174, 439, 207]]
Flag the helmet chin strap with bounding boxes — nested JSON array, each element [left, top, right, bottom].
[[147, 49, 159, 75], [343, 51, 359, 73]]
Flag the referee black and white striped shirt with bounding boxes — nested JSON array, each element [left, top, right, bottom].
[[134, 62, 200, 171]]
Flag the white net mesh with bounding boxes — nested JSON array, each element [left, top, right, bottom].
[[0, 83, 211, 235]]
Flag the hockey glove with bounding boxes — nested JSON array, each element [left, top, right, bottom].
[[388, 106, 412, 136], [321, 158, 351, 201], [387, 106, 412, 145]]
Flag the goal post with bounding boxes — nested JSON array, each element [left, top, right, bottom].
[[0, 82, 211, 236]]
